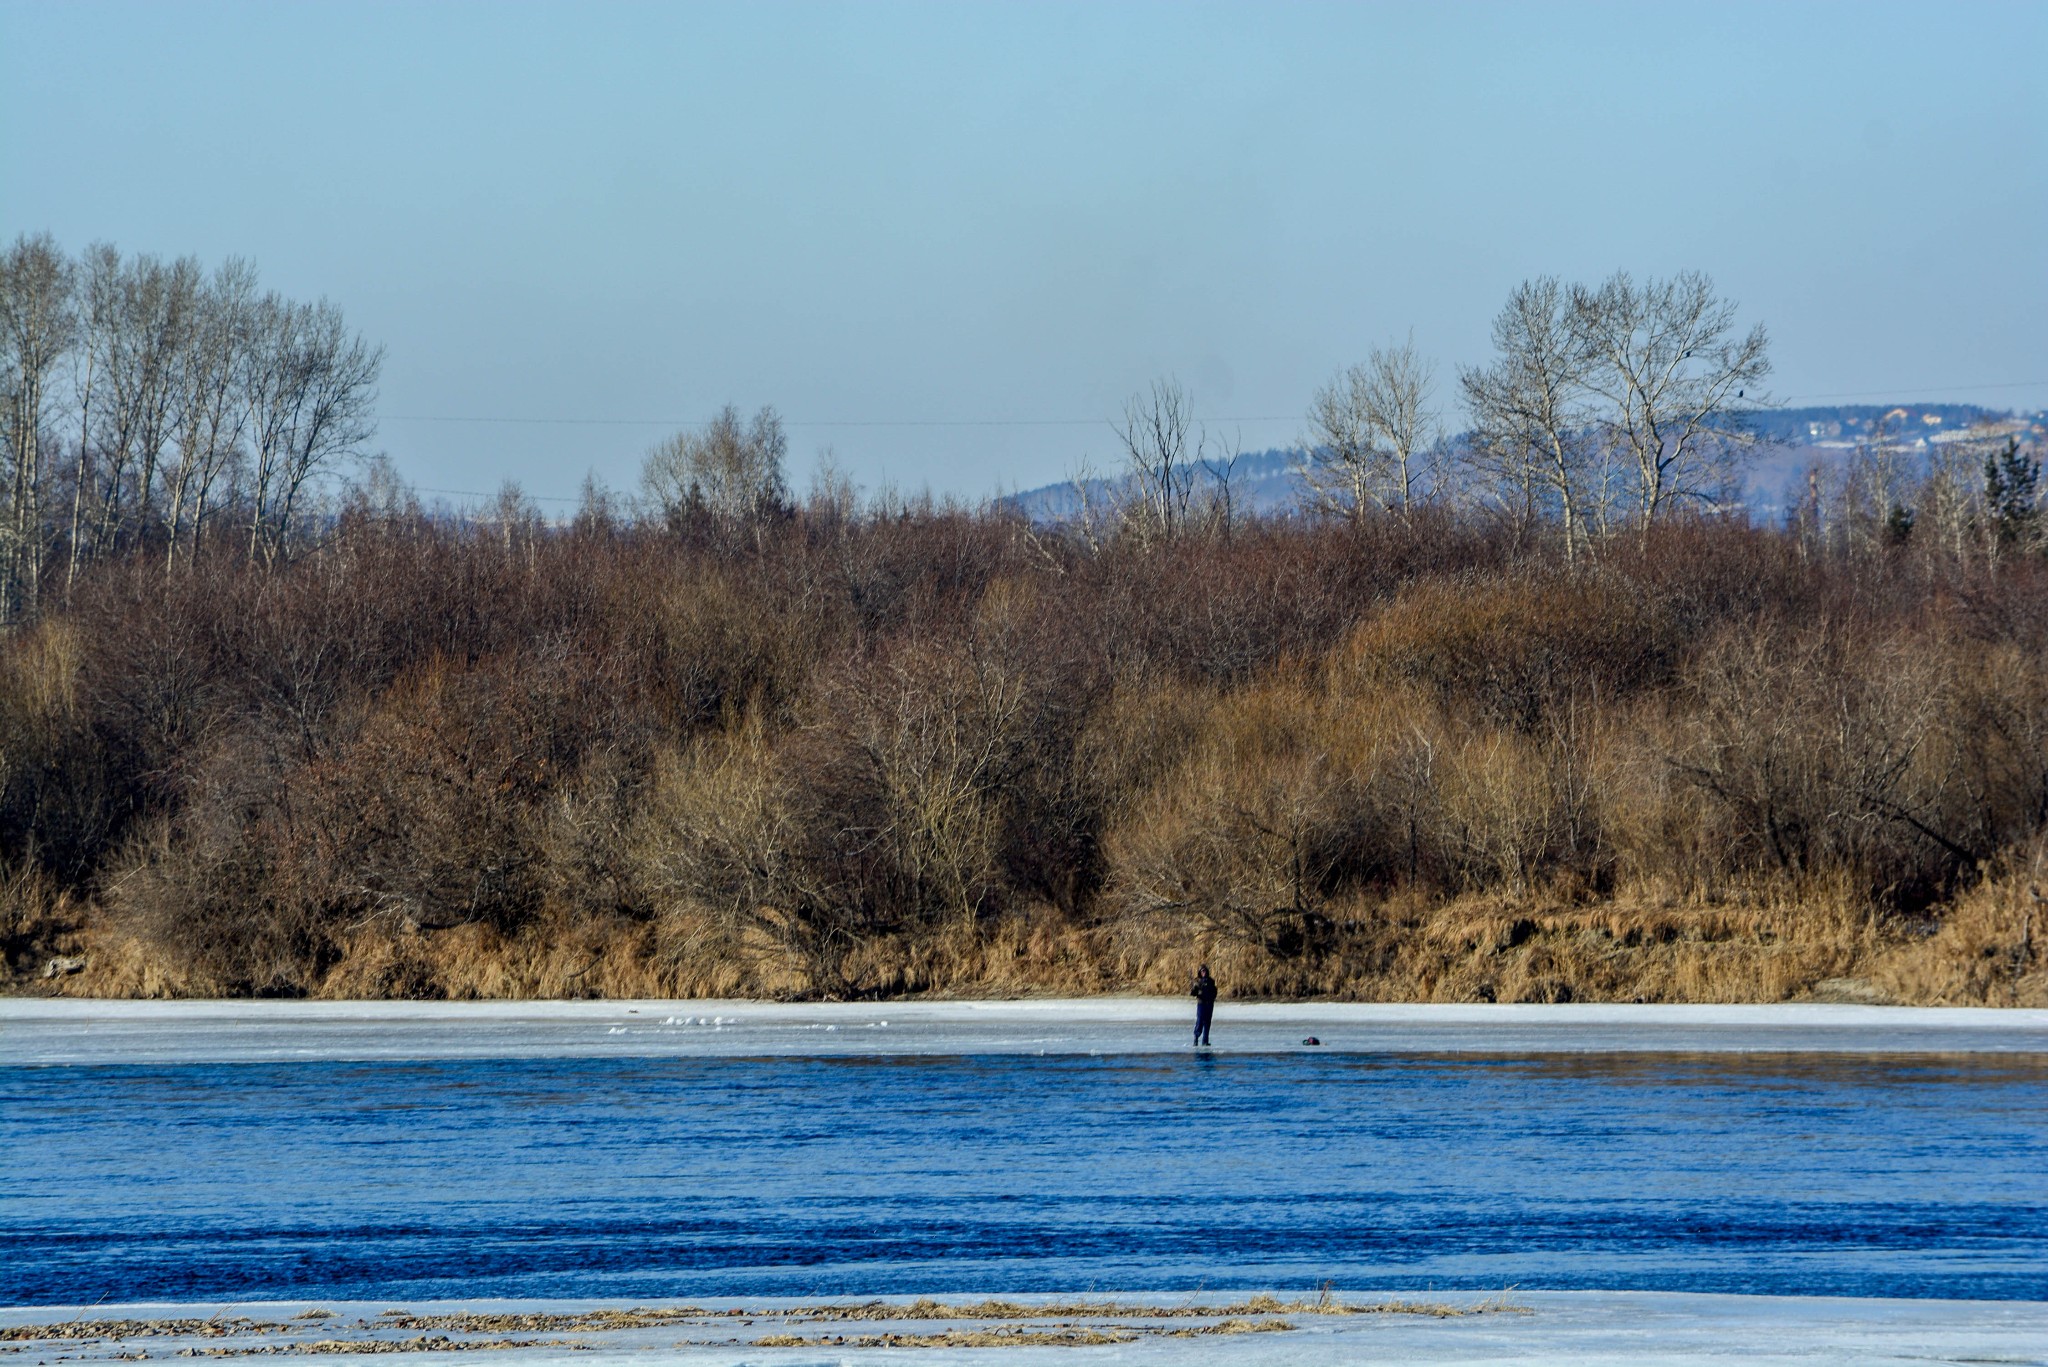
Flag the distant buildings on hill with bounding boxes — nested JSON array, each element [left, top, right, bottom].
[[1004, 404, 2048, 526]]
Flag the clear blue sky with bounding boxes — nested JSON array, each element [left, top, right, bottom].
[[4, 0, 2044, 505]]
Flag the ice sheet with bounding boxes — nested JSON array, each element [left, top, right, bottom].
[[4, 997, 2047, 1065], [1, 1293, 2042, 1366]]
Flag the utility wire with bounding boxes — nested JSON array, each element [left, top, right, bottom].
[[415, 487, 586, 504], [378, 413, 1300, 428], [377, 379, 2044, 431]]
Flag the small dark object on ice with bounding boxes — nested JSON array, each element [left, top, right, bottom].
[[1301, 1036, 1321, 1046]]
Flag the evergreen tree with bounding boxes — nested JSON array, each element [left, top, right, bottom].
[[1984, 437, 2041, 551]]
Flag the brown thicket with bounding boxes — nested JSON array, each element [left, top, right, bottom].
[[2, 495, 2045, 1004]]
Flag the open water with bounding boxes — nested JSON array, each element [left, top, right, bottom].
[[4, 1047, 2046, 1305]]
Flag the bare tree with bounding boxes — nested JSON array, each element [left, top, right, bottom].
[[1302, 337, 1439, 522], [1302, 366, 1374, 523], [1843, 407, 1919, 553], [134, 257, 202, 531], [1460, 279, 1595, 557], [1197, 427, 1245, 536], [5, 238, 384, 590], [88, 253, 200, 558], [163, 259, 255, 567], [1915, 424, 1997, 565], [0, 234, 76, 618], [1046, 455, 1116, 555], [1570, 271, 1770, 531], [65, 243, 121, 594], [642, 404, 789, 530], [243, 296, 383, 564], [1114, 377, 1203, 539], [804, 446, 858, 530], [489, 479, 542, 567]]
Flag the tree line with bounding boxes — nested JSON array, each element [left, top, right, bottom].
[[3, 473, 2043, 1001], [1098, 270, 2035, 568], [0, 234, 383, 622], [3, 236, 2043, 1001], [1092, 270, 1769, 553]]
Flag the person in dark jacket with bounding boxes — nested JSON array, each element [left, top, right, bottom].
[[1190, 965, 1218, 1046]]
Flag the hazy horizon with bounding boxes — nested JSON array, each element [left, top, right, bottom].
[[4, 0, 2044, 507]]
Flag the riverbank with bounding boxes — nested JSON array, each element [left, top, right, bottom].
[[4, 1294, 2045, 1366], [12, 874, 2047, 1008], [5, 997, 2048, 1064]]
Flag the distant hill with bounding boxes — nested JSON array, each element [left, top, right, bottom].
[[1744, 403, 2009, 444], [1003, 448, 1310, 522], [1004, 405, 2048, 524], [1744, 405, 2047, 519]]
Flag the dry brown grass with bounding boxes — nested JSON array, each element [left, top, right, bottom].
[[2, 1294, 1524, 1359], [30, 868, 2037, 1005], [282, 1339, 572, 1355], [755, 1328, 1136, 1349], [787, 1292, 1513, 1321], [0, 1321, 282, 1342], [374, 1311, 705, 1333], [1160, 1318, 1294, 1336], [1868, 854, 2048, 1007], [744, 1292, 1523, 1348]]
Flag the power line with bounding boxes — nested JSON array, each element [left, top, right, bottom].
[[385, 415, 680, 427], [377, 412, 1302, 429], [415, 486, 584, 504], [377, 381, 2045, 431]]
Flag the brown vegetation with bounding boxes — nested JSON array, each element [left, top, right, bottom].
[[3, 490, 2047, 1005], [4, 1295, 1521, 1360], [753, 1328, 1140, 1348]]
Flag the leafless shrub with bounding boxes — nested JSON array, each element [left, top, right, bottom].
[[6, 475, 2047, 1001], [1671, 619, 1970, 907], [1339, 571, 1672, 731]]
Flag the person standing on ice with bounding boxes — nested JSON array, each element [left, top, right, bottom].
[[1190, 965, 1218, 1046]]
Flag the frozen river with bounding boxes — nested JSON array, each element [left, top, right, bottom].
[[4, 998, 2046, 1315], [8, 996, 2048, 1064]]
